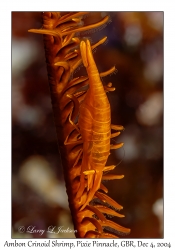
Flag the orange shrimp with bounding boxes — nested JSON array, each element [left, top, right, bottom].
[[75, 40, 123, 210]]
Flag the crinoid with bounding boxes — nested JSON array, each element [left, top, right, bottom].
[[28, 12, 130, 238]]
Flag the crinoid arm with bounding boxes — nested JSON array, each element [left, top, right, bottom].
[[29, 12, 130, 238]]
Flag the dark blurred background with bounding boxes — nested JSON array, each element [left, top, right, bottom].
[[12, 12, 163, 238]]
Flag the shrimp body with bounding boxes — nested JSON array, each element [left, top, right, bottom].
[[77, 40, 111, 210]]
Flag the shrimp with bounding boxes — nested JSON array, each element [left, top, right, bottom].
[[76, 40, 123, 210]]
